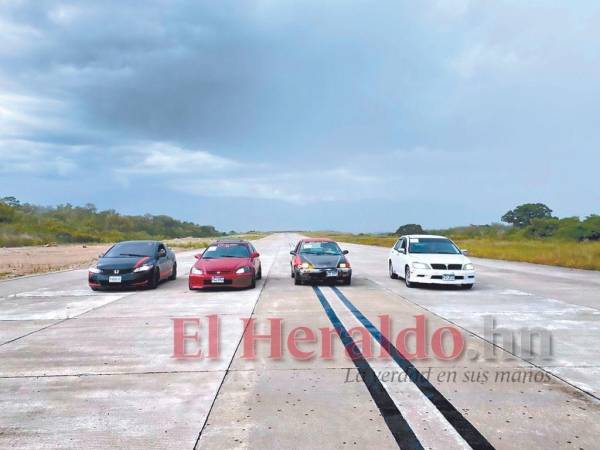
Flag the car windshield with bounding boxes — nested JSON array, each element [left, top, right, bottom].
[[104, 242, 156, 258], [202, 243, 250, 259], [300, 241, 342, 255], [408, 238, 461, 255]]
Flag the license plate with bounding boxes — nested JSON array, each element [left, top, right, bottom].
[[108, 276, 122, 283], [442, 274, 455, 281], [326, 269, 338, 277], [211, 276, 225, 284]]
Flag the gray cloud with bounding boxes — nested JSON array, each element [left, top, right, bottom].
[[1, 0, 599, 230]]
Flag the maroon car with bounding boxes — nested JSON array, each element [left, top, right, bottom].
[[188, 239, 262, 290]]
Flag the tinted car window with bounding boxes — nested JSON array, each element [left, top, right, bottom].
[[202, 243, 250, 259], [300, 241, 342, 255], [409, 238, 460, 255], [105, 242, 156, 257]]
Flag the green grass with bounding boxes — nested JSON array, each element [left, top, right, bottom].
[[453, 238, 600, 271], [165, 240, 211, 250], [305, 232, 600, 271]]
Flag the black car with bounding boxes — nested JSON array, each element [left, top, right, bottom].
[[88, 240, 177, 290], [290, 239, 352, 285]]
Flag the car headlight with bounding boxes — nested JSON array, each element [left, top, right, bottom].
[[339, 263, 349, 268], [412, 262, 430, 269], [134, 264, 154, 273], [235, 266, 251, 274], [301, 262, 313, 269], [190, 267, 203, 275], [88, 266, 101, 274], [463, 263, 474, 270]]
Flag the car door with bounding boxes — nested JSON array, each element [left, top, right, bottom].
[[249, 243, 260, 273], [156, 243, 170, 278], [291, 241, 302, 265], [396, 237, 408, 273], [391, 238, 404, 271]]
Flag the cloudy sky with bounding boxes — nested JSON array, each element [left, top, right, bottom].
[[1, 0, 599, 232]]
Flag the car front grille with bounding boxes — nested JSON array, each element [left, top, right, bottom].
[[101, 268, 133, 275], [430, 264, 463, 270], [206, 270, 234, 275], [203, 279, 233, 285]]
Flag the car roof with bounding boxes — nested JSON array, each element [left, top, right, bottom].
[[115, 240, 159, 244], [402, 234, 450, 239], [213, 239, 250, 244], [301, 238, 336, 243]]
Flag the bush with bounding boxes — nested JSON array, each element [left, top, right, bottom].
[[526, 218, 560, 238], [395, 224, 424, 235]]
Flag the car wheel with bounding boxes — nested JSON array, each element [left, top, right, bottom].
[[462, 284, 473, 290], [257, 265, 262, 280], [169, 263, 177, 281], [250, 273, 256, 289], [405, 266, 414, 288], [149, 268, 160, 289], [294, 271, 302, 285], [291, 265, 295, 278], [389, 261, 398, 279], [344, 276, 352, 286], [90, 287, 100, 292]]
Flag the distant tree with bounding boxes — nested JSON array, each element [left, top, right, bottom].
[[1, 196, 20, 207], [395, 224, 424, 235], [501, 203, 553, 228]]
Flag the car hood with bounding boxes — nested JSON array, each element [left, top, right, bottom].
[[97, 256, 152, 269], [408, 253, 470, 265], [197, 257, 250, 271], [300, 253, 345, 268]]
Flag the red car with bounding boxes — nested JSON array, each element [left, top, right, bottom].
[[189, 239, 262, 290]]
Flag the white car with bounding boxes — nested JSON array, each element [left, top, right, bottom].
[[388, 234, 475, 289]]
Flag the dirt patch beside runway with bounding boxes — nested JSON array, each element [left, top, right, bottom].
[[0, 240, 210, 280], [0, 244, 109, 279]]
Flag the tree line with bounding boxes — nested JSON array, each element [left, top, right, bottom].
[[395, 203, 600, 241], [0, 196, 221, 247]]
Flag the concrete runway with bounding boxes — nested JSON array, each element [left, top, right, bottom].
[[1, 233, 599, 449]]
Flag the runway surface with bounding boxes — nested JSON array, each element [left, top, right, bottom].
[[1, 233, 599, 449]]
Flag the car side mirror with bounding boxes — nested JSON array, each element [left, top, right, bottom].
[[158, 249, 167, 258], [290, 251, 296, 255], [251, 251, 260, 258], [399, 248, 406, 254], [342, 250, 349, 255], [462, 249, 469, 255], [98, 253, 104, 258]]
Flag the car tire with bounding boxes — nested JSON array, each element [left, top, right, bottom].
[[250, 274, 256, 289], [405, 266, 414, 288], [169, 263, 177, 281], [90, 287, 100, 291], [462, 284, 473, 290], [257, 265, 262, 280], [344, 276, 352, 286], [291, 265, 295, 278], [389, 261, 398, 279], [149, 268, 160, 289], [294, 272, 302, 285]]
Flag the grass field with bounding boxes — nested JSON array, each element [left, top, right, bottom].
[[165, 232, 269, 250], [305, 232, 600, 271]]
